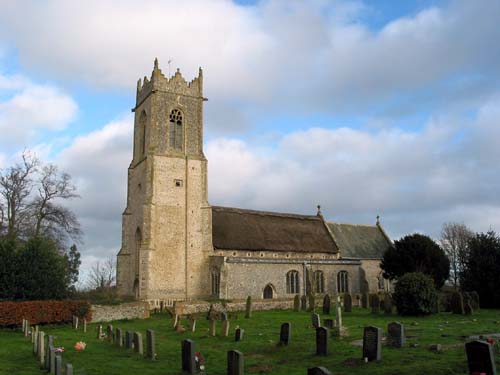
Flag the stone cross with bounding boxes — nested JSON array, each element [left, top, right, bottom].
[[308, 367, 332, 375], [209, 319, 216, 337], [235, 328, 244, 342], [181, 339, 196, 374], [465, 340, 496, 375], [227, 350, 244, 375], [115, 328, 123, 347], [344, 294, 352, 313], [222, 320, 230, 337], [133, 332, 143, 355], [316, 327, 329, 356], [65, 364, 73, 375], [279, 322, 291, 346], [146, 329, 156, 360], [311, 313, 321, 329], [387, 322, 405, 348], [362, 326, 382, 362]]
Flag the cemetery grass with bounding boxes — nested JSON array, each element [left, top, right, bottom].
[[1, 308, 500, 375]]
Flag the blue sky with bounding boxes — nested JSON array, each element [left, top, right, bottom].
[[0, 0, 499, 282]]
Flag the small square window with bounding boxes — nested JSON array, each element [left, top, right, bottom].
[[175, 179, 183, 187]]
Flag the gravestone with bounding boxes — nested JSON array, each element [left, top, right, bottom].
[[322, 294, 331, 315], [24, 320, 30, 337], [22, 319, 26, 333], [97, 325, 103, 339], [384, 294, 393, 315], [146, 329, 156, 360], [228, 350, 244, 375], [311, 313, 321, 329], [209, 319, 216, 337], [387, 322, 405, 348], [465, 340, 496, 375], [65, 364, 73, 375], [344, 294, 352, 312], [362, 326, 382, 361], [38, 331, 45, 366], [279, 322, 291, 346], [294, 295, 300, 311], [49, 346, 56, 374], [55, 354, 62, 375], [115, 328, 123, 347], [83, 319, 87, 333], [235, 328, 244, 342], [301, 295, 307, 311], [173, 314, 180, 328], [335, 296, 343, 328], [221, 311, 228, 321], [370, 294, 380, 314], [324, 319, 334, 329], [133, 332, 143, 355], [308, 367, 332, 375], [125, 331, 133, 349], [45, 336, 54, 369], [316, 327, 329, 356], [308, 293, 316, 312], [189, 317, 197, 333], [74, 316, 79, 330], [182, 339, 196, 374], [222, 320, 230, 337], [361, 293, 368, 308], [33, 327, 39, 355], [107, 325, 113, 342]]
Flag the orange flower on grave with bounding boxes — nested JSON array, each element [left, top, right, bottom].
[[74, 341, 86, 351]]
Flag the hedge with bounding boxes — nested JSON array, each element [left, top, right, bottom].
[[0, 300, 92, 327]]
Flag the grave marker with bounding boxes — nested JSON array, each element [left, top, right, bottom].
[[465, 340, 496, 375], [279, 322, 291, 346], [228, 350, 244, 375], [49, 346, 56, 374], [301, 295, 307, 311], [107, 324, 113, 342], [344, 294, 352, 313], [125, 331, 133, 349], [209, 319, 216, 336], [146, 329, 156, 360], [311, 313, 321, 329], [361, 293, 368, 308], [38, 331, 45, 366], [362, 326, 382, 361], [384, 294, 393, 315], [55, 354, 62, 375], [235, 328, 244, 342], [324, 319, 334, 329], [189, 317, 197, 333], [387, 322, 405, 348], [115, 328, 123, 347], [97, 325, 103, 340], [222, 320, 230, 337], [308, 367, 332, 375], [316, 327, 329, 356], [65, 364, 73, 375], [182, 339, 196, 374], [322, 295, 331, 315], [133, 332, 143, 355]]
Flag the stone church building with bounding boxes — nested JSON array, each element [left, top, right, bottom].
[[116, 60, 392, 304]]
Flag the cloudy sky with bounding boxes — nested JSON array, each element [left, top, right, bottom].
[[0, 0, 499, 280]]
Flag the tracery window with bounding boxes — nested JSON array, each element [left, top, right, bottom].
[[314, 270, 325, 293], [211, 269, 220, 296], [337, 271, 349, 293], [286, 270, 300, 294], [169, 109, 183, 150]]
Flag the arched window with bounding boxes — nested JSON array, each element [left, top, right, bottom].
[[139, 111, 147, 156], [169, 109, 183, 150], [286, 270, 300, 294], [314, 270, 324, 293], [337, 271, 349, 293], [211, 269, 220, 296], [263, 284, 274, 299]]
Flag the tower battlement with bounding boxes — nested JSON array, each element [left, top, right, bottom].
[[135, 58, 203, 108]]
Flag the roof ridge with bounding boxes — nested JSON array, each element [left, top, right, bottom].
[[212, 205, 320, 220], [327, 221, 379, 228]]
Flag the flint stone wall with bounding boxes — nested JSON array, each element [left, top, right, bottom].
[[91, 302, 150, 323]]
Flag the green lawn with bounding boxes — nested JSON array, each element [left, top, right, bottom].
[[1, 307, 499, 375]]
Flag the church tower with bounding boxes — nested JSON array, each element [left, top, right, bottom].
[[116, 60, 213, 302]]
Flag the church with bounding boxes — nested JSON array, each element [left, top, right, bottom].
[[116, 60, 392, 305]]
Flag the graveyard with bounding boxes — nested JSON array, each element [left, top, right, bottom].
[[1, 306, 499, 375]]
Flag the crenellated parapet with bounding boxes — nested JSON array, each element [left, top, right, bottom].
[[135, 58, 203, 106]]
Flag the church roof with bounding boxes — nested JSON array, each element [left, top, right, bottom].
[[212, 206, 339, 253], [326, 222, 392, 259]]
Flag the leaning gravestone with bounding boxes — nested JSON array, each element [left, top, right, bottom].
[[182, 339, 196, 374], [301, 295, 307, 311], [279, 322, 291, 346], [363, 326, 382, 361], [308, 367, 332, 375], [465, 340, 496, 375], [311, 313, 321, 329], [344, 294, 352, 313], [125, 331, 133, 349], [235, 328, 244, 342], [189, 316, 197, 333], [133, 332, 143, 355], [322, 294, 331, 315], [146, 329, 156, 360], [316, 327, 329, 356], [115, 328, 123, 347], [387, 322, 405, 348], [227, 350, 244, 375]]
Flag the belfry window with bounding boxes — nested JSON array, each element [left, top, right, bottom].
[[314, 270, 325, 293], [337, 271, 349, 293], [211, 269, 220, 296], [169, 109, 183, 150], [286, 270, 300, 294]]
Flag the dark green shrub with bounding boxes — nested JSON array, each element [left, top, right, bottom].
[[392, 272, 438, 316]]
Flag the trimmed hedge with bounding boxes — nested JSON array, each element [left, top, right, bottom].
[[0, 300, 91, 327]]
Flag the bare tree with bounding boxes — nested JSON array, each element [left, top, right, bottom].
[[440, 222, 474, 288], [87, 257, 116, 290]]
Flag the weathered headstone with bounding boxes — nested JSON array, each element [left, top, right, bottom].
[[133, 332, 143, 355], [222, 320, 230, 337], [24, 320, 30, 337], [384, 294, 393, 315], [228, 350, 244, 375], [107, 324, 113, 342], [308, 293, 315, 312], [125, 331, 133, 349], [464, 301, 473, 315], [245, 296, 252, 318], [49, 346, 56, 374], [33, 326, 39, 354], [387, 322, 405, 348], [45, 336, 54, 369], [221, 311, 228, 321], [235, 328, 244, 342], [97, 325, 103, 339], [301, 295, 307, 310], [279, 322, 291, 346], [465, 340, 496, 375], [316, 327, 329, 356], [146, 329, 156, 360], [311, 313, 321, 329], [308, 367, 332, 375], [209, 319, 216, 337], [362, 326, 382, 362], [115, 328, 123, 347], [451, 291, 465, 314], [55, 354, 62, 375], [182, 339, 196, 374], [370, 294, 380, 314], [322, 294, 331, 314], [361, 293, 369, 309], [83, 319, 87, 333], [189, 317, 197, 333], [294, 295, 300, 311], [160, 301, 164, 312], [38, 331, 45, 366], [344, 294, 352, 313], [324, 319, 334, 329], [335, 296, 343, 328], [65, 364, 73, 375], [75, 316, 79, 330]]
